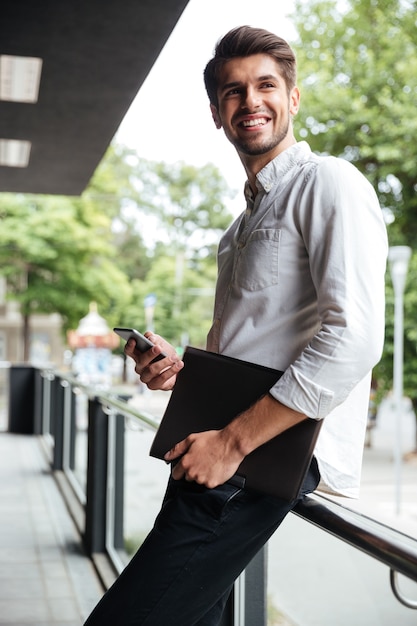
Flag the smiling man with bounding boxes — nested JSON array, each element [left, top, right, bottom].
[[210, 53, 299, 166], [85, 26, 388, 626]]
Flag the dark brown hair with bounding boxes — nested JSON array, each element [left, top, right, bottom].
[[204, 26, 297, 108]]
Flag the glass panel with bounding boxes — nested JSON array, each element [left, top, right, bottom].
[[0, 331, 6, 359], [266, 436, 417, 625], [0, 363, 8, 431], [321, 429, 417, 536], [123, 390, 171, 560], [267, 513, 417, 626], [70, 388, 89, 495]]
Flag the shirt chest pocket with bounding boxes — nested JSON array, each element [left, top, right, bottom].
[[234, 228, 281, 291]]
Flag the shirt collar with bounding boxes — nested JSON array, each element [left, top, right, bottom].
[[253, 141, 311, 195]]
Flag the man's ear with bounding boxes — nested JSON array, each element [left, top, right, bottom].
[[289, 86, 300, 116], [210, 104, 222, 129]]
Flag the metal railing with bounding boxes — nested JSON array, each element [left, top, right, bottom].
[[5, 363, 417, 624], [294, 494, 417, 610]]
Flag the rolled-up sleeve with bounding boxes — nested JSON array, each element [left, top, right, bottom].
[[270, 157, 388, 418]]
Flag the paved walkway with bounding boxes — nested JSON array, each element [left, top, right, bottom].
[[0, 433, 103, 625]]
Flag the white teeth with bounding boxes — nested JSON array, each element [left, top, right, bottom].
[[241, 118, 267, 127]]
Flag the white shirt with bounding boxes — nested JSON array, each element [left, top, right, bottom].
[[207, 142, 388, 498]]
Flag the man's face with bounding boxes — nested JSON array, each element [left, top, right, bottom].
[[211, 54, 299, 161]]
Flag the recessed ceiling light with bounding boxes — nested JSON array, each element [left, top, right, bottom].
[[0, 139, 31, 167], [0, 55, 43, 103]]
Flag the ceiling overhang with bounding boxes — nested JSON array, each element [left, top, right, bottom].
[[0, 0, 189, 195]]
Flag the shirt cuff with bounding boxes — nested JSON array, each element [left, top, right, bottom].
[[269, 366, 334, 419]]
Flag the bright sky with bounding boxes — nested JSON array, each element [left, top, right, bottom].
[[116, 0, 297, 216]]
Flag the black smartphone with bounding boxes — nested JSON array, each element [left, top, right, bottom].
[[113, 327, 167, 362]]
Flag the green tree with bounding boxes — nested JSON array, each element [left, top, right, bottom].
[[89, 148, 235, 347], [292, 0, 417, 240], [112, 240, 219, 349], [85, 143, 152, 282], [84, 143, 142, 220], [140, 254, 217, 348], [110, 156, 235, 346], [0, 193, 132, 358], [129, 159, 235, 255]]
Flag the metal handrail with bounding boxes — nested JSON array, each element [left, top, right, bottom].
[[50, 369, 161, 433], [390, 570, 417, 609], [294, 493, 417, 608], [97, 392, 160, 432]]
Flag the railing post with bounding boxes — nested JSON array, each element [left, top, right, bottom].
[[84, 397, 108, 556], [219, 548, 267, 626], [244, 548, 267, 625], [68, 386, 77, 470], [52, 376, 65, 470], [48, 373, 58, 439], [60, 380, 77, 472], [33, 368, 43, 435], [103, 410, 126, 571], [113, 412, 125, 551], [8, 365, 36, 434], [41, 372, 54, 435]]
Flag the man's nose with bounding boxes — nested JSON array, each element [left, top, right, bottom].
[[242, 87, 261, 110]]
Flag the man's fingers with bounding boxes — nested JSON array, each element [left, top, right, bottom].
[[164, 438, 188, 462]]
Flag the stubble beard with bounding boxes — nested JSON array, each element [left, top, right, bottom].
[[231, 115, 291, 157]]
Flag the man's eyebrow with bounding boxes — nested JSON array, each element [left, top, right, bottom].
[[220, 74, 280, 92], [220, 80, 241, 93], [257, 74, 279, 82]]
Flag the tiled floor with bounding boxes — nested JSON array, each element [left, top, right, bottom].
[[0, 433, 103, 625]]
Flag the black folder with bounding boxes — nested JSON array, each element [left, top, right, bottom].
[[149, 347, 322, 501]]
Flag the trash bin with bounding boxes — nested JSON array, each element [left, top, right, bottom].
[[8, 365, 36, 434]]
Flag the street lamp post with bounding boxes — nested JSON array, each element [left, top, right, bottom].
[[388, 245, 412, 515]]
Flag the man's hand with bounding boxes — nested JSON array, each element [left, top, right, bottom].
[[165, 429, 245, 489], [125, 332, 183, 391], [164, 394, 307, 489]]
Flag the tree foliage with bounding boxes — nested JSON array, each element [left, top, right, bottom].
[[0, 143, 235, 359], [106, 155, 234, 347], [292, 0, 417, 238], [0, 192, 132, 338], [124, 158, 234, 255], [118, 255, 216, 348]]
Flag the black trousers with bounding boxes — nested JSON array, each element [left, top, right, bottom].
[[84, 459, 320, 626]]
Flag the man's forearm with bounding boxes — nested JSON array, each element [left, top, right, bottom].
[[224, 393, 308, 458], [166, 393, 310, 489]]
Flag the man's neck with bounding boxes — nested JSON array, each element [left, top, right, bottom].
[[239, 136, 297, 196]]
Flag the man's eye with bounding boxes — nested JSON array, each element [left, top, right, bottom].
[[225, 88, 240, 96]]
